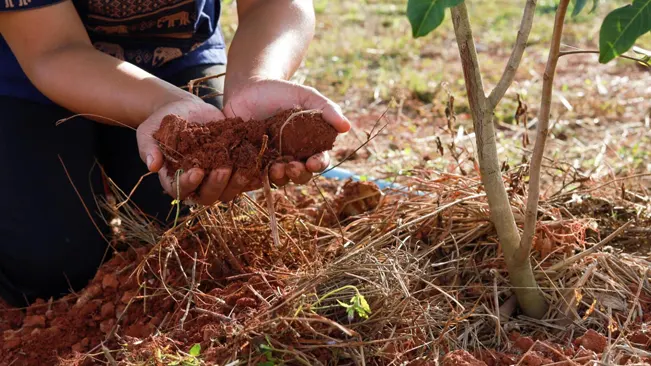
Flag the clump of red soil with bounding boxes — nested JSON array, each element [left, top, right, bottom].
[[443, 350, 487, 366], [153, 108, 339, 181], [316, 180, 384, 225], [0, 197, 323, 365]]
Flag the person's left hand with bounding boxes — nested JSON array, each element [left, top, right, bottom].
[[213, 78, 351, 202]]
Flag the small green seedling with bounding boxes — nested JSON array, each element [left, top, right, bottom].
[[257, 337, 281, 366], [189, 344, 201, 358], [154, 343, 201, 366], [311, 285, 372, 322], [337, 292, 371, 322]]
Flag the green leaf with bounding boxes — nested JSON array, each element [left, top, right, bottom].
[[356, 294, 371, 316], [599, 0, 651, 63], [189, 344, 201, 357], [571, 0, 587, 17], [407, 0, 463, 38], [572, 0, 599, 16]]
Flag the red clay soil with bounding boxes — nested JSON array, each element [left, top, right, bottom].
[[316, 180, 384, 225], [2, 180, 650, 365], [0, 213, 314, 366], [153, 108, 338, 181]]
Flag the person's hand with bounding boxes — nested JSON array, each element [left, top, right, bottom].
[[136, 98, 230, 203], [216, 78, 352, 202]]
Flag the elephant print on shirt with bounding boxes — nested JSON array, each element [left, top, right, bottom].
[[152, 47, 182, 66], [157, 12, 190, 28]]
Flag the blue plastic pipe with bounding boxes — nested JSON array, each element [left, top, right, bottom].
[[320, 166, 402, 191]]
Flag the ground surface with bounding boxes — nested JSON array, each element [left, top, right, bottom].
[[1, 1, 651, 365]]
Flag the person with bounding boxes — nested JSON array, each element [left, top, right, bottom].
[[0, 0, 351, 307]]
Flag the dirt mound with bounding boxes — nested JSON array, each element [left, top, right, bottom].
[[153, 108, 339, 181], [316, 180, 384, 225], [2, 171, 650, 365]]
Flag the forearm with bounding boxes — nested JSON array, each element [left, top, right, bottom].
[[223, 0, 315, 103], [27, 45, 198, 128]]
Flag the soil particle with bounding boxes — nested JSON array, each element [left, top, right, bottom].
[[2, 335, 21, 351], [23, 315, 46, 328], [630, 330, 651, 347], [511, 333, 535, 353], [153, 109, 338, 183], [100, 302, 116, 319], [442, 350, 488, 366], [520, 351, 552, 366], [100, 319, 116, 334], [102, 273, 120, 290], [71, 341, 84, 353], [574, 329, 607, 353], [121, 290, 138, 304]]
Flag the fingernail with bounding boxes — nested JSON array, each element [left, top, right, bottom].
[[146, 155, 153, 170]]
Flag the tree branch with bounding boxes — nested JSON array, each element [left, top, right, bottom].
[[488, 0, 538, 108], [450, 2, 487, 113], [519, 0, 571, 261], [558, 50, 650, 67]]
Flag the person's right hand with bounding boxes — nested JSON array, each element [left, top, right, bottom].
[[136, 98, 229, 205]]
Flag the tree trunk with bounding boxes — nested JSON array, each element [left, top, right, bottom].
[[450, 2, 548, 319]]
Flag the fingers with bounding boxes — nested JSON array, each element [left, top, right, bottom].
[[195, 168, 231, 205], [219, 171, 251, 203], [136, 126, 164, 172], [286, 162, 313, 185], [270, 157, 325, 187], [297, 85, 352, 133], [320, 99, 352, 133], [159, 167, 204, 200], [270, 163, 290, 187], [305, 152, 330, 173]]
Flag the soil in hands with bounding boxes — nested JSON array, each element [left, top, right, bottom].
[[153, 108, 339, 182]]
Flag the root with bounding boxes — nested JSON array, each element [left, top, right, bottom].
[[186, 72, 226, 96], [263, 165, 281, 248]]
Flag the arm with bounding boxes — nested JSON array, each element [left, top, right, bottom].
[[223, 0, 315, 103], [0, 0, 200, 128], [0, 1, 225, 200], [215, 0, 351, 202]]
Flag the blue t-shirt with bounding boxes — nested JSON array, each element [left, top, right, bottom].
[[0, 0, 227, 104]]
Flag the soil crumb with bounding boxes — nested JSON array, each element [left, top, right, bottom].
[[153, 108, 339, 182]]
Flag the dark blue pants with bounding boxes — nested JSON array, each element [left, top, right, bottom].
[[0, 64, 225, 307]]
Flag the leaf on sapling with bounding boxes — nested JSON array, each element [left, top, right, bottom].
[[571, 0, 599, 17], [571, 0, 587, 17], [572, 0, 601, 16], [407, 0, 464, 38], [599, 0, 651, 63]]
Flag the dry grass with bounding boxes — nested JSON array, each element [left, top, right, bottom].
[[73, 163, 650, 365]]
